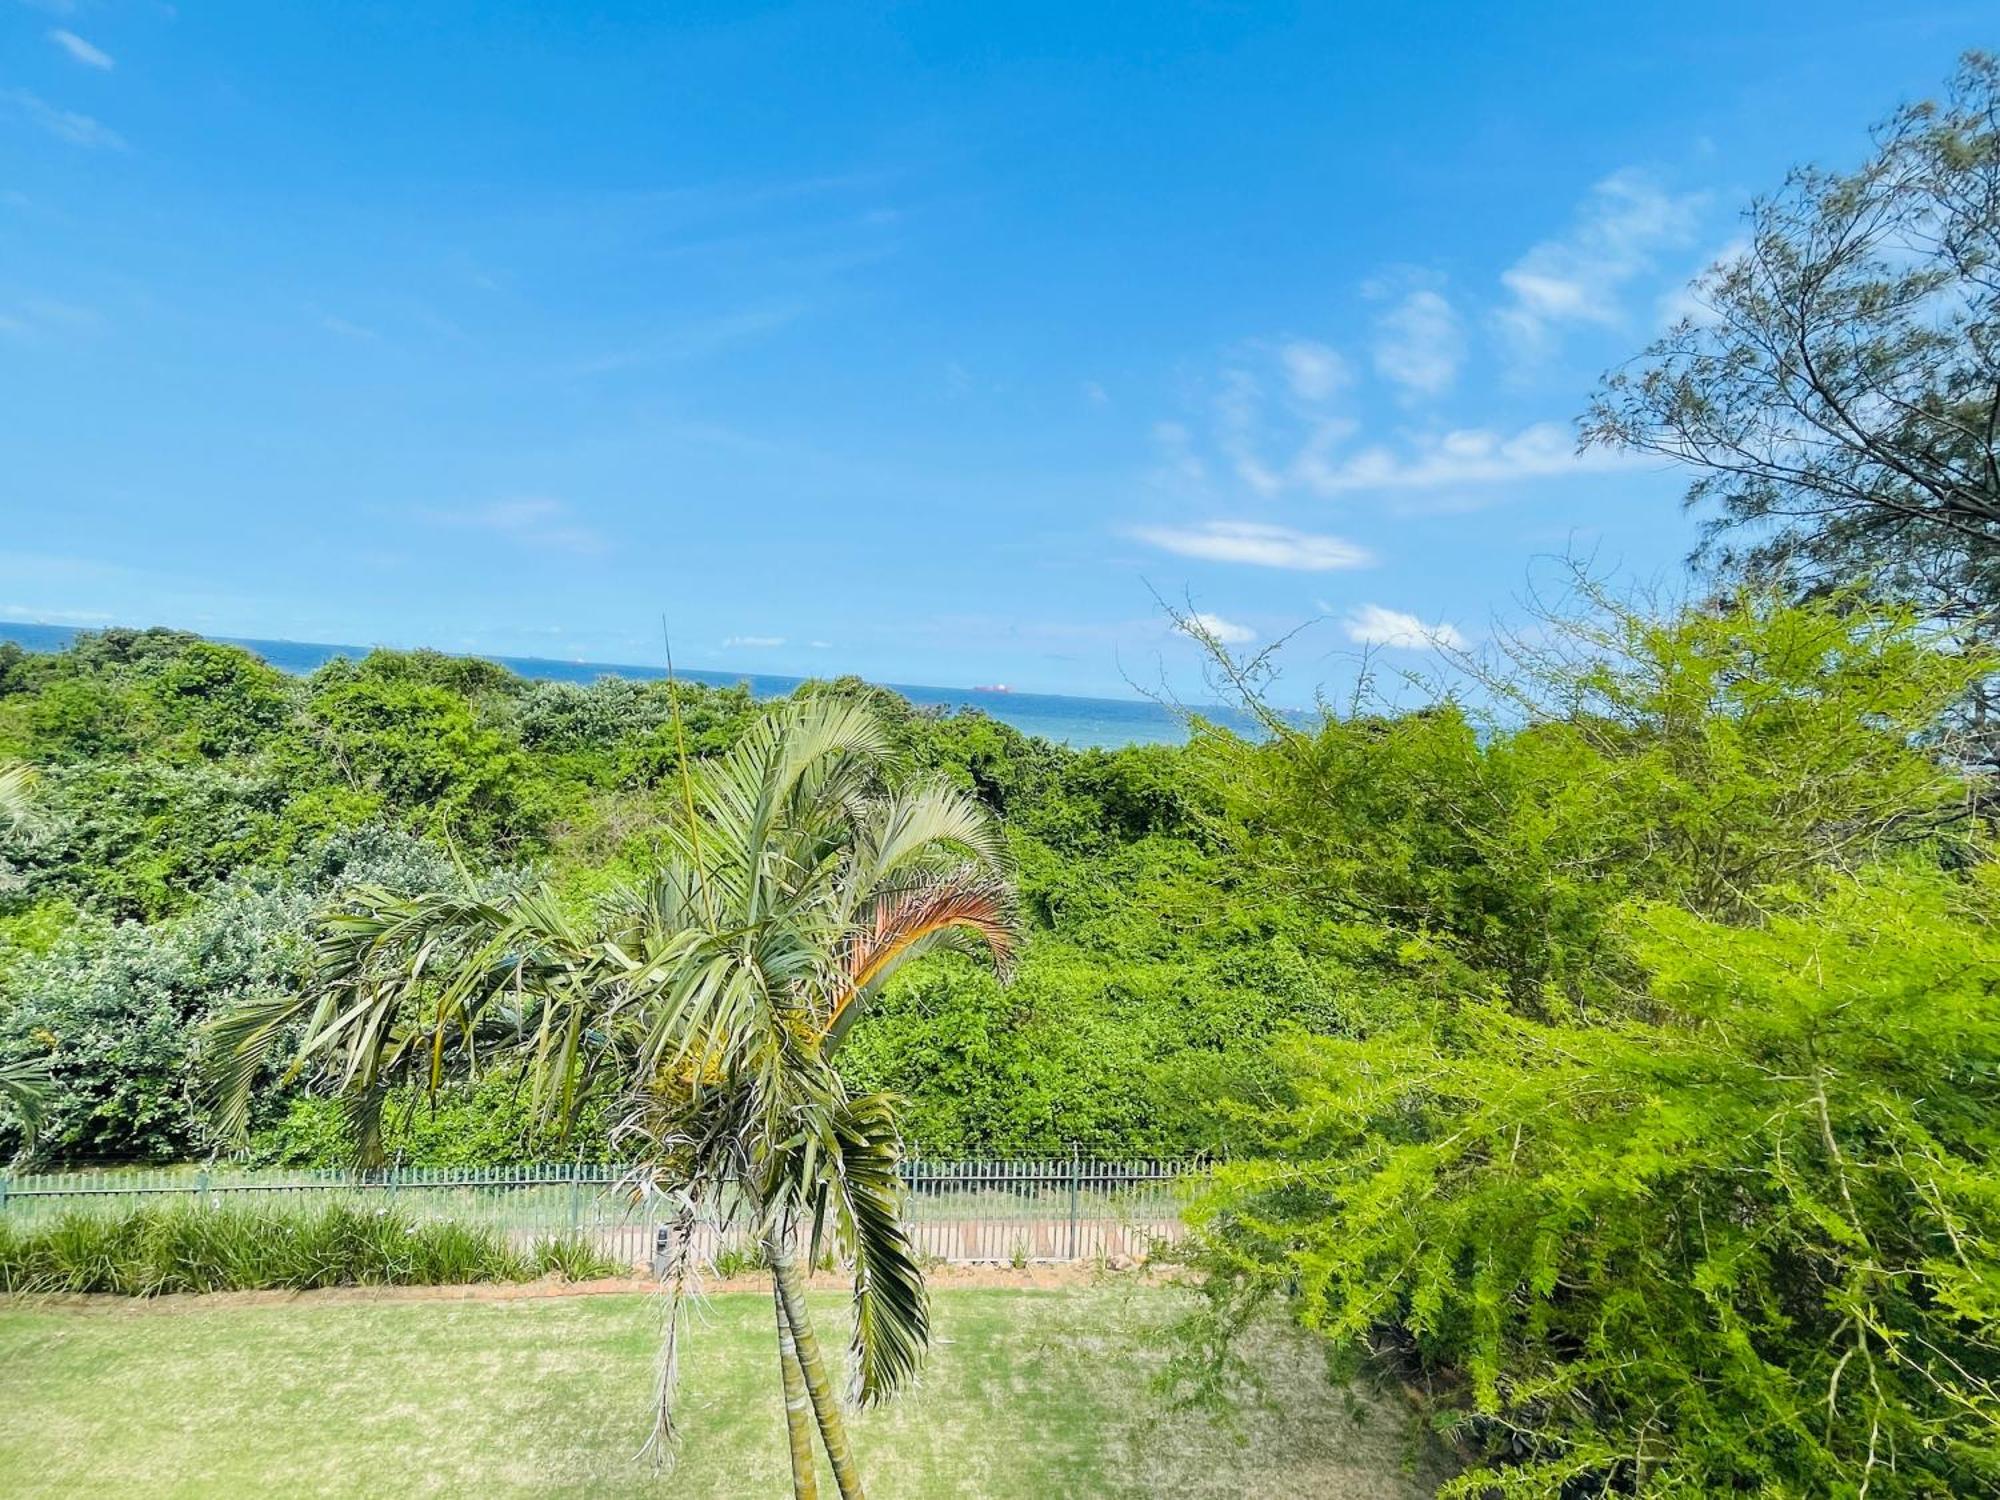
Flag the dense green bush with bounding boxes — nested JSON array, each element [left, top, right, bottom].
[[1186, 866, 2000, 1495], [1174, 591, 2000, 1497], [0, 827, 468, 1162], [0, 625, 1295, 1166], [0, 1200, 619, 1295]]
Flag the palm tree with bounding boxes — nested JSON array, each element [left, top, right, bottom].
[[208, 696, 1015, 1498], [1, 763, 50, 1154]]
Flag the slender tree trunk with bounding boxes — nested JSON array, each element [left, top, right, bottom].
[[774, 1281, 819, 1500], [765, 1233, 867, 1500]]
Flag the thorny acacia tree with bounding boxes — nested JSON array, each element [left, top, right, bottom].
[[208, 697, 1016, 1499]]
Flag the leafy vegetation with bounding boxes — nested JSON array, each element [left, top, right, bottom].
[[6, 54, 2000, 1497], [205, 695, 1022, 1497], [0, 1200, 617, 1295], [0, 630, 1316, 1169], [1162, 57, 2000, 1498]]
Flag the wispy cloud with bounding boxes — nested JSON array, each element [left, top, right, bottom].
[[723, 634, 786, 649], [1278, 339, 1349, 402], [1177, 611, 1255, 646], [1133, 520, 1374, 571], [1373, 288, 1464, 397], [425, 497, 604, 556], [48, 28, 113, 69], [317, 313, 380, 341], [0, 295, 106, 342], [1155, 336, 1641, 512], [1299, 421, 1640, 495], [1494, 170, 1703, 358], [1151, 421, 1208, 488], [2, 89, 125, 149], [1342, 603, 1466, 651], [0, 603, 114, 625], [561, 304, 803, 379], [1204, 340, 1357, 495]]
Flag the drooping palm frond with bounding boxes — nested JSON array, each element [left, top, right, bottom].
[[826, 869, 1015, 1046], [0, 762, 38, 831], [823, 1090, 929, 1406], [203, 989, 316, 1145], [0, 1056, 50, 1148]]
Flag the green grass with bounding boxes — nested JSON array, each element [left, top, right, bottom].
[[0, 1285, 1445, 1498]]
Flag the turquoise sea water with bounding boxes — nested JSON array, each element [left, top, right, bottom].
[[0, 621, 1257, 750]]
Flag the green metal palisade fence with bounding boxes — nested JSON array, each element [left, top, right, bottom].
[[0, 1159, 1198, 1271]]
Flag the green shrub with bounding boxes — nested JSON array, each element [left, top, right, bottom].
[[0, 1202, 621, 1296], [711, 1244, 767, 1279], [528, 1232, 621, 1281]]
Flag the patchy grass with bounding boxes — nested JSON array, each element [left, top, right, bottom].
[[0, 1283, 1444, 1497]]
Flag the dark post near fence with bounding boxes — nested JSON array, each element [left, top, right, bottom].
[[1066, 1147, 1080, 1260]]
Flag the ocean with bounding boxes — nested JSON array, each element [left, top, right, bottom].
[[0, 621, 1258, 750]]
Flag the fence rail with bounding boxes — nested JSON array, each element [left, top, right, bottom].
[[0, 1159, 1198, 1270]]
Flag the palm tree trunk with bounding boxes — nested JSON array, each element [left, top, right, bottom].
[[765, 1234, 867, 1500], [774, 1281, 819, 1500]]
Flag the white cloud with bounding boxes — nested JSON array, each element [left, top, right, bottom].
[[1343, 604, 1466, 651], [427, 497, 603, 556], [1299, 420, 1638, 494], [2, 89, 125, 149], [1177, 611, 1255, 647], [1373, 289, 1464, 397], [0, 296, 104, 341], [1278, 339, 1348, 402], [1214, 367, 1282, 495], [723, 634, 786, 649], [1150, 421, 1207, 487], [1, 603, 113, 625], [1082, 380, 1110, 406], [1495, 169, 1703, 356], [809, 639, 833, 649], [318, 313, 380, 340], [48, 29, 113, 69], [1133, 520, 1374, 571]]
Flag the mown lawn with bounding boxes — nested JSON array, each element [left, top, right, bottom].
[[0, 1282, 1443, 1498]]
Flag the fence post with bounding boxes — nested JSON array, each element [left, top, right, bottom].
[[568, 1163, 583, 1235], [196, 1168, 211, 1211], [1066, 1147, 1080, 1260]]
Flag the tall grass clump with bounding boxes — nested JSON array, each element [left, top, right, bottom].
[[0, 1201, 624, 1295]]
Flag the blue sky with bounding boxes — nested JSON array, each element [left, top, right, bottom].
[[1, 2, 1990, 702]]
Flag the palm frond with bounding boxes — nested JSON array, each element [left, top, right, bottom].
[[0, 1055, 51, 1148], [849, 779, 1009, 897], [827, 1092, 928, 1405], [0, 762, 39, 832], [826, 869, 1015, 1046], [201, 989, 315, 1145]]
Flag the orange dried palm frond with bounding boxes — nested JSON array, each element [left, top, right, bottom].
[[827, 873, 1015, 1039]]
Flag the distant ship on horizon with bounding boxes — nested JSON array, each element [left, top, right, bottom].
[[971, 683, 1014, 694]]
